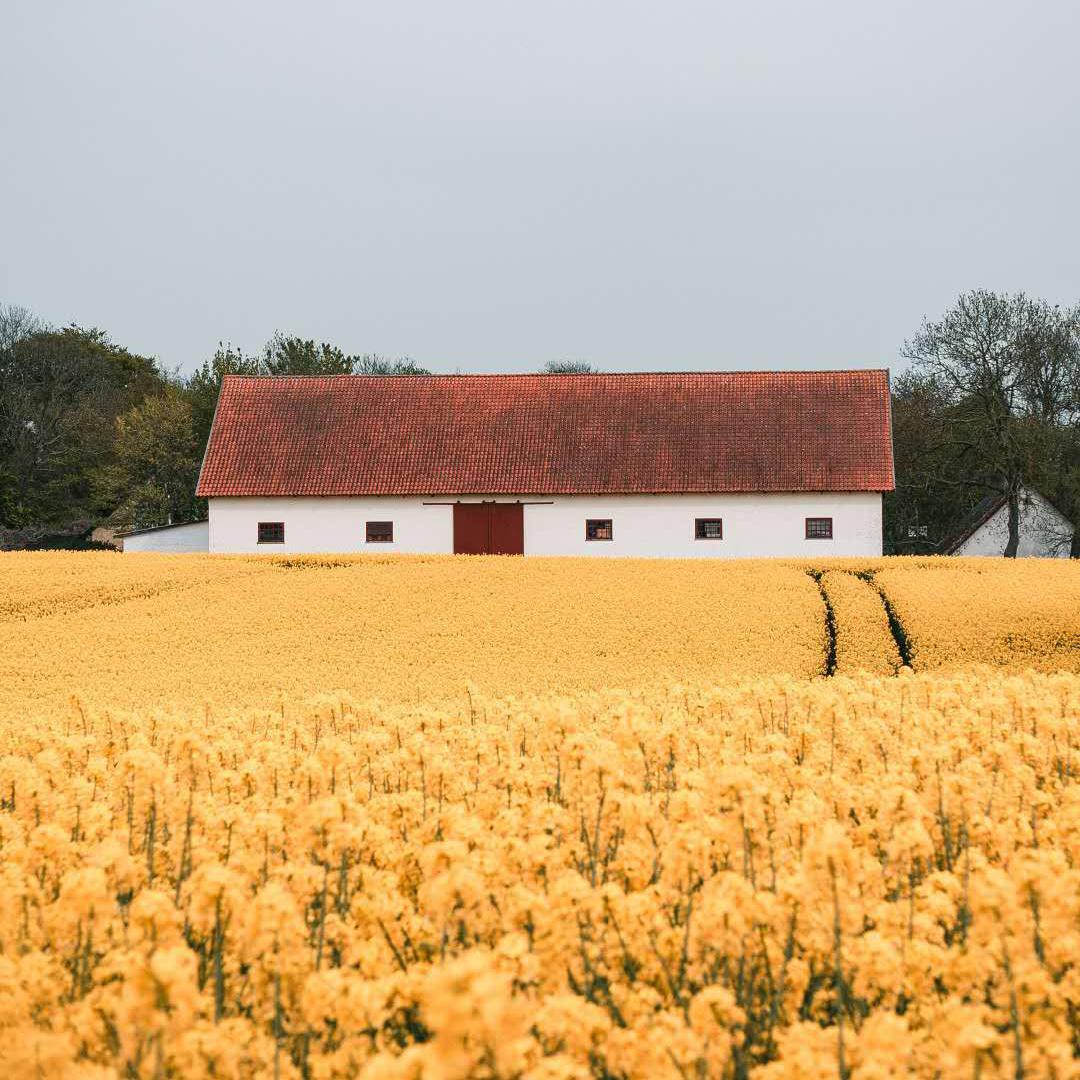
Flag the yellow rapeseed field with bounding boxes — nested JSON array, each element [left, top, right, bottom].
[[0, 554, 831, 716], [0, 673, 1078, 1079], [0, 552, 1079, 1078], [875, 559, 1080, 671], [2, 554, 1078, 718]]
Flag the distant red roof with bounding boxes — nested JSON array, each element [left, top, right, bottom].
[[196, 371, 895, 497]]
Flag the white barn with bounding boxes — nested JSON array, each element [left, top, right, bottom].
[[196, 371, 895, 557], [943, 485, 1074, 558]]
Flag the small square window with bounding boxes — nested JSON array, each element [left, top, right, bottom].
[[258, 521, 285, 544], [805, 517, 833, 540], [586, 518, 613, 541], [695, 518, 723, 540], [366, 521, 393, 543]]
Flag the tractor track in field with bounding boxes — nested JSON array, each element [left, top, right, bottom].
[[856, 570, 914, 669], [809, 568, 914, 676], [806, 569, 838, 677]]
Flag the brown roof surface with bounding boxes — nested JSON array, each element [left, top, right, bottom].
[[196, 371, 895, 497]]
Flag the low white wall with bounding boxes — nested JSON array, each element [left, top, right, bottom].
[[954, 492, 1073, 558], [525, 493, 881, 557], [209, 493, 883, 557], [211, 497, 452, 555], [123, 521, 209, 553]]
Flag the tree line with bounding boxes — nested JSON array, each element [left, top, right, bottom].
[[0, 315, 433, 540], [1, 292, 1078, 554]]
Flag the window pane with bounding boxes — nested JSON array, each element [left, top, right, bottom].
[[366, 521, 394, 543], [695, 518, 723, 540], [586, 519, 613, 541], [258, 521, 284, 544], [805, 517, 833, 539]]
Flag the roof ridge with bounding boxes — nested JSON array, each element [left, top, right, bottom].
[[221, 368, 890, 381]]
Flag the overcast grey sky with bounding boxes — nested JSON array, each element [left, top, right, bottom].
[[3, 1, 1078, 376]]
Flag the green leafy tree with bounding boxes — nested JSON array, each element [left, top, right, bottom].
[[0, 306, 42, 526], [186, 343, 262, 448], [262, 332, 358, 376], [0, 314, 167, 526], [99, 388, 203, 530], [260, 335, 430, 376]]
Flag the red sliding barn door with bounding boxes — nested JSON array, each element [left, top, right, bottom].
[[452, 503, 524, 555], [452, 504, 489, 554], [488, 503, 524, 555]]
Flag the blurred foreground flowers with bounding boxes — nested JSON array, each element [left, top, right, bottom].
[[0, 670, 1077, 1077]]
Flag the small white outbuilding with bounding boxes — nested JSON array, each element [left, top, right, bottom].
[[942, 485, 1074, 558], [120, 520, 209, 553]]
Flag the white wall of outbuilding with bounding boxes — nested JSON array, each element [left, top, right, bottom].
[[208, 492, 883, 557], [121, 521, 209, 553], [952, 489, 1074, 558]]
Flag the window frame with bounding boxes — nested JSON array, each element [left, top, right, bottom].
[[804, 516, 834, 540], [585, 518, 614, 542], [257, 521, 285, 545], [365, 520, 394, 544], [694, 517, 724, 540]]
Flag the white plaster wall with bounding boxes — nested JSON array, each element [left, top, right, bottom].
[[523, 493, 882, 557], [123, 521, 209, 553], [954, 491, 1074, 558], [209, 493, 883, 557], [210, 497, 453, 554]]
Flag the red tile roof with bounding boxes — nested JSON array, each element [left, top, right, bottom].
[[196, 371, 895, 497]]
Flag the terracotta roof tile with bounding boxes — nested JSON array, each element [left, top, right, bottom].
[[196, 371, 895, 497]]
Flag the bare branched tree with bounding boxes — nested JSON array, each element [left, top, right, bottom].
[[353, 354, 431, 375], [0, 304, 43, 355], [901, 291, 1080, 557], [541, 360, 597, 374]]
